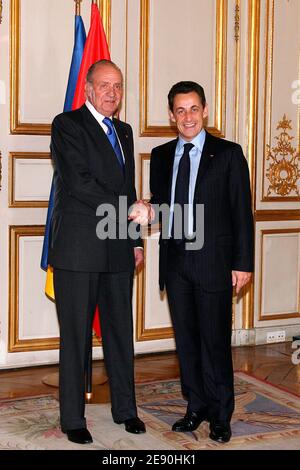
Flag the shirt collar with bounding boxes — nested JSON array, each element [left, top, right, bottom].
[[177, 128, 206, 153], [85, 100, 112, 125]]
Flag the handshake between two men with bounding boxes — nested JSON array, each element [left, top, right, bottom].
[[129, 200, 155, 226]]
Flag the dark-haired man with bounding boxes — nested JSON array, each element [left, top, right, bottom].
[[150, 81, 253, 443]]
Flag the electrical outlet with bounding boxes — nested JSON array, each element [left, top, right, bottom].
[[276, 330, 286, 342], [267, 332, 277, 343], [267, 330, 286, 343]]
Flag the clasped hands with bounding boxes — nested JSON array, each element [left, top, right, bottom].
[[128, 200, 155, 226]]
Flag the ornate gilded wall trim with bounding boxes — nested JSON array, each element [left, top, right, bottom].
[[258, 228, 300, 322], [97, 0, 111, 47], [233, 0, 240, 142], [266, 115, 300, 198], [234, 1, 240, 41], [9, 152, 52, 207], [139, 0, 228, 138], [262, 0, 300, 201], [136, 235, 174, 341], [255, 209, 300, 221], [242, 0, 260, 330], [10, 0, 111, 135], [0, 1, 3, 24], [10, 0, 51, 135], [9, 226, 59, 352]]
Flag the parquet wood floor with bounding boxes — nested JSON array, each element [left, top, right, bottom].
[[0, 343, 299, 403]]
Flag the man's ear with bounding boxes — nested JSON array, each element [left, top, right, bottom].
[[168, 109, 176, 123], [203, 104, 208, 119], [84, 81, 90, 99]]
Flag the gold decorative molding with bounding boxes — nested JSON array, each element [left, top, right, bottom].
[[234, 1, 240, 42], [242, 0, 260, 330], [139, 0, 228, 137], [0, 1, 3, 24], [139, 153, 151, 200], [265, 115, 300, 199], [258, 228, 300, 321], [9, 225, 60, 352], [10, 0, 111, 135], [9, 152, 52, 207], [136, 235, 174, 342], [255, 209, 300, 221], [97, 0, 111, 45], [233, 0, 240, 141], [262, 0, 300, 201], [10, 0, 51, 134]]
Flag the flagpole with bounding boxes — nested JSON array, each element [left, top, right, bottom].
[[71, 0, 94, 404], [75, 0, 82, 16]]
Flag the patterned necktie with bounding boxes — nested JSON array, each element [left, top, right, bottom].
[[172, 142, 194, 242], [103, 117, 125, 172]]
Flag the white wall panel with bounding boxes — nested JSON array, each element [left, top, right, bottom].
[[18, 235, 59, 340], [19, 0, 91, 125], [144, 233, 171, 330], [14, 157, 52, 202], [148, 0, 215, 127], [261, 233, 300, 315]]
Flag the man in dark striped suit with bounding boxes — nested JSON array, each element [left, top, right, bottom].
[[150, 81, 254, 443]]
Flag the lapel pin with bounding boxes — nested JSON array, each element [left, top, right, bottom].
[[210, 154, 214, 158]]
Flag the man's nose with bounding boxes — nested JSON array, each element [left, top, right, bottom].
[[184, 111, 192, 121]]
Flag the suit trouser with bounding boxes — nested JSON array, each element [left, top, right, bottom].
[[53, 269, 137, 431], [166, 248, 234, 424]]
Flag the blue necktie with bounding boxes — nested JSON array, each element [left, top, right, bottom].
[[103, 117, 125, 172]]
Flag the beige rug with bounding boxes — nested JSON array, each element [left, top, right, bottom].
[[1, 372, 300, 450]]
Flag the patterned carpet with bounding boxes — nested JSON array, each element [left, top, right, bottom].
[[136, 372, 300, 450], [1, 372, 300, 450]]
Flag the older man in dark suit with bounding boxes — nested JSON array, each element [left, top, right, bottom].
[[49, 60, 149, 444], [150, 81, 254, 443]]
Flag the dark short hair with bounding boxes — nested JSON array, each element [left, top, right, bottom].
[[168, 81, 206, 111], [86, 59, 123, 83]]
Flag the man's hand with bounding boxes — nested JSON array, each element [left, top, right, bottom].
[[232, 271, 252, 294], [128, 200, 155, 226], [134, 248, 144, 270]]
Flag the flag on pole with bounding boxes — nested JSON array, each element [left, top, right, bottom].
[[42, 4, 111, 338], [72, 3, 110, 110]]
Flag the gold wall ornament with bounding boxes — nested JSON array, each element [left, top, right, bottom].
[[0, 1, 2, 24], [234, 1, 240, 42], [266, 115, 300, 197]]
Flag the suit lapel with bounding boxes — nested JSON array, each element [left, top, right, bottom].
[[194, 131, 215, 189], [166, 139, 178, 203], [113, 119, 130, 170]]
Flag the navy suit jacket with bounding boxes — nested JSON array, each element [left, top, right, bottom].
[[49, 104, 140, 273], [150, 131, 254, 291]]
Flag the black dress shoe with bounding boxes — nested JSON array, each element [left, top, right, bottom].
[[64, 428, 93, 444], [123, 417, 146, 434], [209, 422, 231, 443], [172, 411, 207, 432]]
